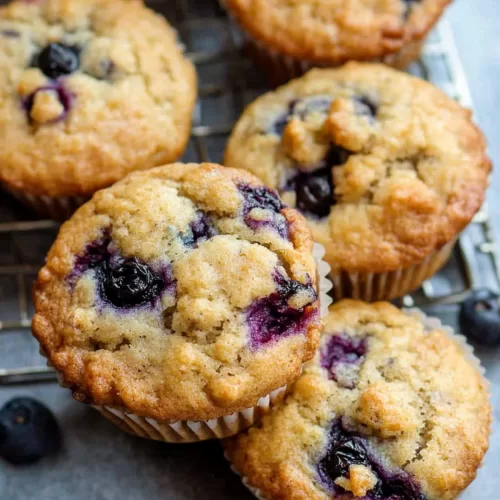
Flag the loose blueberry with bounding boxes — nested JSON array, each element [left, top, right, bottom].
[[354, 96, 378, 119], [100, 257, 164, 308], [0, 398, 61, 465], [318, 422, 426, 500], [459, 288, 500, 346], [34, 43, 80, 79], [321, 334, 366, 388], [182, 212, 217, 248], [246, 272, 317, 347], [23, 83, 73, 123]]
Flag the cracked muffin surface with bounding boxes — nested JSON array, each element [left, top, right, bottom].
[[225, 64, 491, 274], [225, 300, 491, 500], [32, 163, 322, 421], [223, 0, 452, 65], [0, 0, 196, 198]]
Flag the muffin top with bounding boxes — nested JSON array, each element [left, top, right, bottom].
[[0, 0, 196, 197], [226, 300, 491, 500], [224, 0, 451, 64], [32, 163, 322, 421], [225, 64, 491, 273]]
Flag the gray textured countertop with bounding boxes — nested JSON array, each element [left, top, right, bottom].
[[1, 0, 499, 498]]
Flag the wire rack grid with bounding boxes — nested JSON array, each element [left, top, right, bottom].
[[0, 0, 499, 385]]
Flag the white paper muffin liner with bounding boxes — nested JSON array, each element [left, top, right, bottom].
[[220, 2, 424, 86], [227, 309, 490, 500], [42, 244, 331, 444], [4, 184, 87, 221], [330, 238, 456, 302]]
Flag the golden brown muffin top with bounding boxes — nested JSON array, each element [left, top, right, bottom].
[[32, 163, 322, 421], [226, 300, 491, 500], [0, 0, 196, 197], [224, 0, 451, 64], [225, 64, 491, 273]]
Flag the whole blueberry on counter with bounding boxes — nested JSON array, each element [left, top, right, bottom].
[[0, 397, 61, 465], [459, 288, 500, 346]]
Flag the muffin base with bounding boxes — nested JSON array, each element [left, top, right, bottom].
[[94, 384, 288, 443], [330, 239, 456, 302], [226, 309, 488, 500], [4, 184, 87, 221], [42, 244, 332, 443], [224, 7, 424, 86]]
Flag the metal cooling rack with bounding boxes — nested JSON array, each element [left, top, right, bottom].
[[0, 0, 498, 386]]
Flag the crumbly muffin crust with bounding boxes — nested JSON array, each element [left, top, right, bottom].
[[226, 300, 491, 500], [0, 0, 196, 197], [32, 163, 322, 421], [225, 64, 491, 273], [224, 0, 451, 64]]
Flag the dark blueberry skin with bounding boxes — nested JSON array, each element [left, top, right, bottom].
[[459, 288, 500, 346], [246, 272, 317, 347], [295, 167, 333, 218], [318, 423, 426, 500], [33, 43, 80, 79], [182, 212, 217, 248], [270, 97, 332, 136], [23, 83, 73, 123], [354, 96, 378, 120], [321, 334, 366, 388], [238, 184, 288, 238], [99, 257, 164, 308], [0, 398, 61, 465], [70, 232, 169, 309], [293, 145, 350, 218]]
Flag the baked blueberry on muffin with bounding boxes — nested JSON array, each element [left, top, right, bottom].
[[0, 0, 196, 219], [222, 0, 452, 84], [226, 300, 491, 500], [225, 63, 491, 301], [32, 163, 324, 442]]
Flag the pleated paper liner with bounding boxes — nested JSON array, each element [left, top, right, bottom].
[[330, 238, 456, 302], [42, 244, 332, 443], [227, 308, 490, 500], [4, 184, 87, 221]]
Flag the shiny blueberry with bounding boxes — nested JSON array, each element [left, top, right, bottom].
[[318, 423, 425, 500], [100, 257, 164, 308], [34, 43, 80, 79], [0, 398, 61, 465], [295, 167, 333, 218], [293, 145, 350, 217], [459, 288, 500, 346]]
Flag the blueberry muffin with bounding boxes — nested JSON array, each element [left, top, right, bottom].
[[222, 0, 452, 85], [225, 64, 491, 301], [226, 300, 491, 500], [0, 0, 196, 219], [32, 163, 325, 442]]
